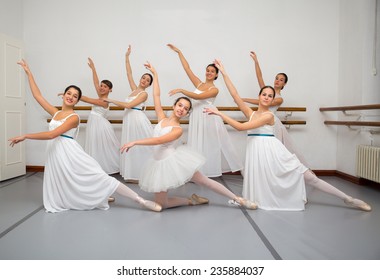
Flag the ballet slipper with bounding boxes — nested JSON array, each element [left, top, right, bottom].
[[108, 197, 115, 203], [344, 197, 372, 212], [142, 200, 162, 212], [189, 193, 209, 205], [232, 197, 258, 210], [135, 196, 162, 212]]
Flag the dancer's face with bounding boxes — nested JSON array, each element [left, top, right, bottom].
[[99, 82, 111, 95], [259, 88, 275, 106], [274, 74, 287, 90], [173, 98, 191, 118], [139, 74, 152, 88], [63, 88, 80, 106], [205, 66, 218, 81]]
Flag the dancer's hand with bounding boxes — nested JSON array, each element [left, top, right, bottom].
[[126, 45, 131, 58], [203, 107, 221, 116], [120, 142, 135, 153], [213, 59, 226, 74], [168, 88, 182, 97], [87, 57, 95, 69], [17, 59, 31, 74], [144, 61, 156, 74], [8, 135, 26, 147], [250, 51, 258, 62], [167, 43, 180, 54]]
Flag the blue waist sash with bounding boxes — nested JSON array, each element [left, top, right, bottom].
[[60, 134, 73, 139], [132, 107, 142, 111], [247, 133, 274, 137]]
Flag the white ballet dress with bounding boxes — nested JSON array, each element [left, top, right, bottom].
[[120, 91, 153, 180], [85, 104, 120, 174], [187, 86, 243, 177], [242, 112, 307, 211], [43, 112, 120, 213], [139, 119, 206, 193], [270, 95, 309, 167]]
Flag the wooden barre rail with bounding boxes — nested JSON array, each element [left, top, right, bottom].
[[48, 119, 306, 125], [324, 121, 380, 127], [51, 105, 307, 125], [56, 105, 307, 112], [320, 104, 380, 112]]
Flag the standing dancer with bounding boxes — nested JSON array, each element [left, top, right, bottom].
[[242, 51, 308, 166], [79, 57, 120, 175], [9, 60, 161, 213], [121, 62, 256, 210], [104, 45, 153, 182], [167, 44, 243, 177], [204, 60, 371, 212]]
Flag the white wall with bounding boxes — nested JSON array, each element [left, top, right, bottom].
[[0, 0, 23, 40], [335, 0, 380, 175], [2, 0, 378, 175]]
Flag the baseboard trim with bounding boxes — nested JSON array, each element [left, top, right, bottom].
[[26, 165, 44, 172], [26, 166, 379, 187]]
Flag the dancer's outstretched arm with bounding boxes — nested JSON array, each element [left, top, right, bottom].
[[167, 43, 201, 88], [87, 57, 101, 97], [125, 45, 138, 91], [17, 60, 58, 116], [213, 59, 253, 119]]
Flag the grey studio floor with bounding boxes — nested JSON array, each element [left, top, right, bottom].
[[0, 172, 379, 260]]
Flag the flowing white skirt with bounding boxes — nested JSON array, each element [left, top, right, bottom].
[[120, 109, 154, 180], [188, 103, 243, 177], [85, 112, 120, 174], [243, 135, 308, 211], [44, 137, 120, 213]]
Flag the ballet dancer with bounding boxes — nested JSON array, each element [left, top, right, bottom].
[[204, 59, 371, 212], [9, 59, 161, 213], [104, 45, 153, 182], [242, 51, 308, 166], [121, 61, 256, 210], [167, 43, 243, 177], [78, 57, 120, 175]]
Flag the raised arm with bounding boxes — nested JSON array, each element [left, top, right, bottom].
[[125, 45, 137, 91], [250, 51, 265, 89], [144, 62, 166, 121], [167, 44, 201, 88], [17, 60, 58, 116], [87, 57, 101, 97], [213, 59, 253, 119]]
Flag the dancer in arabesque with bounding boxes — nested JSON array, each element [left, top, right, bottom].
[[9, 59, 161, 213]]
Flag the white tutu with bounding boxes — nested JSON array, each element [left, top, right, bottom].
[[139, 145, 205, 192]]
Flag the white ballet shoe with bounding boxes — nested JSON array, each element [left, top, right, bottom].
[[189, 193, 209, 205], [344, 197, 372, 212], [230, 197, 257, 210]]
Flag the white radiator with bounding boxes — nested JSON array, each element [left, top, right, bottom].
[[356, 145, 380, 183]]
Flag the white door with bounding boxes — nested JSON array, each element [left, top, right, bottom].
[[0, 33, 25, 181]]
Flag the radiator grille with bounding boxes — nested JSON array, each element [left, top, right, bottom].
[[356, 145, 380, 183]]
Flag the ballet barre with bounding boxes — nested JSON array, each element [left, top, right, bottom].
[[320, 104, 380, 128], [51, 106, 307, 126]]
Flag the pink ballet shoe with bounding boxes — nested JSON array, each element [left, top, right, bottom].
[[344, 197, 372, 212], [231, 197, 257, 210], [190, 194, 209, 205], [142, 200, 162, 212], [108, 197, 115, 203]]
